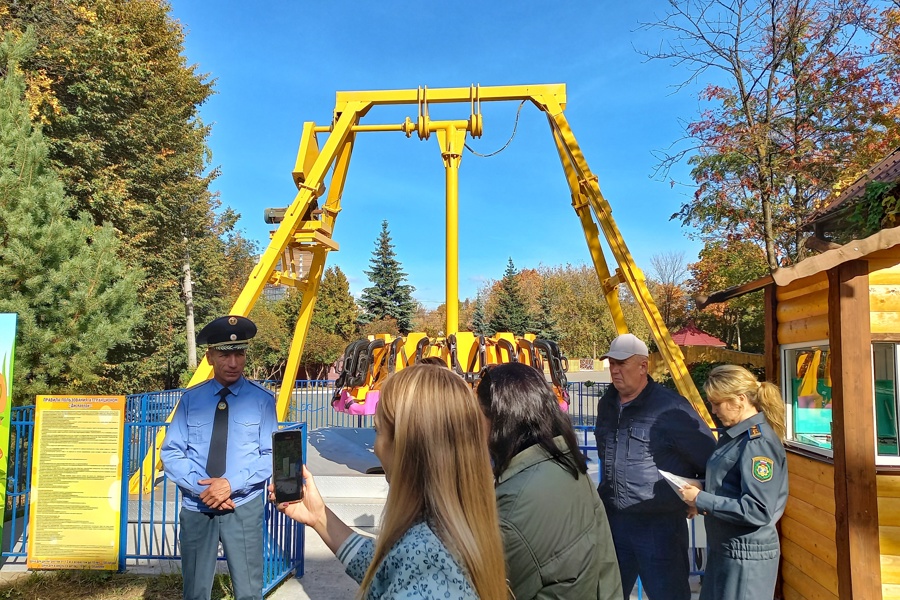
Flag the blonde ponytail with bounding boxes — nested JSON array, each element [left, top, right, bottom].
[[756, 381, 786, 439]]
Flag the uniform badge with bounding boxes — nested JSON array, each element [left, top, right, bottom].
[[228, 316, 238, 325], [752, 456, 774, 482], [217, 401, 227, 410], [749, 425, 761, 439]]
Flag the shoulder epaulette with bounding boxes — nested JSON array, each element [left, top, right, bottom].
[[185, 379, 214, 393], [748, 424, 762, 439], [247, 379, 275, 395]]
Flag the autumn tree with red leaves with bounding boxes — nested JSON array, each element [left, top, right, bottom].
[[687, 239, 769, 351], [646, 0, 900, 270]]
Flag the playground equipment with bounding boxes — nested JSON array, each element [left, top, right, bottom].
[[130, 83, 714, 493]]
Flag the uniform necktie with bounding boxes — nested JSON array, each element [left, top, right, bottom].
[[206, 387, 230, 478]]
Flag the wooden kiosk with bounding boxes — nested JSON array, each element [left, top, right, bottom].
[[703, 234, 900, 598]]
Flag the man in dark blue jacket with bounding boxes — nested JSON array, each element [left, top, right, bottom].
[[594, 334, 715, 600]]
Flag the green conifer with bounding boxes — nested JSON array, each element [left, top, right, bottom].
[[0, 31, 142, 403], [312, 266, 359, 338], [533, 282, 561, 340], [487, 258, 534, 336], [471, 294, 488, 336], [359, 221, 416, 334]]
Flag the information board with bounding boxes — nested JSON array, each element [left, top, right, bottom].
[[27, 395, 126, 570]]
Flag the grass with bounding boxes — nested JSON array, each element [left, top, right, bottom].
[[0, 571, 236, 600]]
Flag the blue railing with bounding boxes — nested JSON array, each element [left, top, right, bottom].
[[3, 379, 701, 599], [4, 398, 306, 595]]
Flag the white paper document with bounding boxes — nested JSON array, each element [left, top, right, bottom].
[[658, 469, 702, 493]]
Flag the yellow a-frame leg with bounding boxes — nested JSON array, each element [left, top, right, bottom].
[[539, 100, 714, 429], [129, 103, 370, 493], [549, 123, 627, 333]]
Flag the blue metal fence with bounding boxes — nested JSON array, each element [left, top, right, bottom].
[[3, 396, 307, 595], [3, 379, 701, 598]]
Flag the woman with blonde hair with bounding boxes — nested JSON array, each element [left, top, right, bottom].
[[677, 365, 788, 600], [273, 364, 507, 600]]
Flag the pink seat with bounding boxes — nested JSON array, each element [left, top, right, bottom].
[[333, 389, 380, 415]]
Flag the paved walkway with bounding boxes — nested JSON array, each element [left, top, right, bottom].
[[267, 524, 701, 600], [267, 529, 359, 600]]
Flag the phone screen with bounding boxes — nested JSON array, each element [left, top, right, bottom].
[[272, 429, 304, 503]]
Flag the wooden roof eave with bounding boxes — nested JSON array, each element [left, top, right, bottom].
[[697, 226, 900, 308]]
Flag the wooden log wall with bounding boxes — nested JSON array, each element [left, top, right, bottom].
[[870, 251, 900, 599], [776, 249, 900, 599], [879, 475, 900, 599], [782, 453, 838, 600], [776, 252, 900, 344], [776, 274, 829, 345], [869, 256, 900, 336]]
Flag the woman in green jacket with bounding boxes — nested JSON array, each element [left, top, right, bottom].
[[477, 363, 622, 600]]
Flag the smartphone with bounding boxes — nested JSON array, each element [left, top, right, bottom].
[[272, 429, 304, 504]]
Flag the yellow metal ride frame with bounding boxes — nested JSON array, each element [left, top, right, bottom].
[[130, 84, 714, 493]]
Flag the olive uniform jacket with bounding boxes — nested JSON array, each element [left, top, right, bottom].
[[694, 411, 788, 600], [496, 436, 623, 600]]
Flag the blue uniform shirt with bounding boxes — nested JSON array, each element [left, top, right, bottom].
[[161, 376, 278, 512]]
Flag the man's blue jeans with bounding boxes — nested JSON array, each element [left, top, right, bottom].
[[607, 509, 691, 600]]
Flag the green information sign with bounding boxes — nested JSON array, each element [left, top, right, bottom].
[[0, 314, 17, 543]]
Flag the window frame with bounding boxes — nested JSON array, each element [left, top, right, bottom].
[[873, 342, 900, 467], [780, 340, 900, 466], [780, 339, 833, 459]]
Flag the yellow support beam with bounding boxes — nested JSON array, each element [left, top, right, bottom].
[[292, 230, 340, 251], [276, 133, 357, 421], [544, 107, 714, 429], [129, 105, 368, 493], [549, 120, 628, 334], [333, 84, 566, 113], [436, 123, 469, 336], [269, 274, 308, 291]]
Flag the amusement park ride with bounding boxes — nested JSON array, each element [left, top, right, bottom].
[[131, 83, 714, 493]]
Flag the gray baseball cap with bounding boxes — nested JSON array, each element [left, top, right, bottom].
[[601, 334, 649, 360]]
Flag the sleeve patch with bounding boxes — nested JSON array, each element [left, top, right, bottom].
[[752, 456, 774, 482]]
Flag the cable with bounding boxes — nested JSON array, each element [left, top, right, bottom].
[[464, 100, 526, 157]]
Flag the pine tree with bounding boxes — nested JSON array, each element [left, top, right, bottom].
[[312, 266, 359, 339], [359, 221, 416, 334], [471, 295, 488, 336], [488, 259, 534, 336], [533, 282, 561, 340], [0, 31, 142, 404], [4, 1, 244, 391]]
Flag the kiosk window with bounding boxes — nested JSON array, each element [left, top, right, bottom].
[[782, 343, 900, 462], [783, 345, 832, 452]]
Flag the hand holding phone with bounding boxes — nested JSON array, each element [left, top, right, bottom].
[[273, 429, 304, 504]]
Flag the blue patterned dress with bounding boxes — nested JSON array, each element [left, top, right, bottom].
[[337, 521, 479, 599]]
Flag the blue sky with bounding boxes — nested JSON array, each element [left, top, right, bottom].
[[168, 1, 705, 307]]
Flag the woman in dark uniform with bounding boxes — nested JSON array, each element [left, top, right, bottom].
[[677, 365, 788, 600]]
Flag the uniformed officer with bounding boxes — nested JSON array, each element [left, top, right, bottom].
[[161, 315, 278, 600], [677, 365, 789, 600]]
